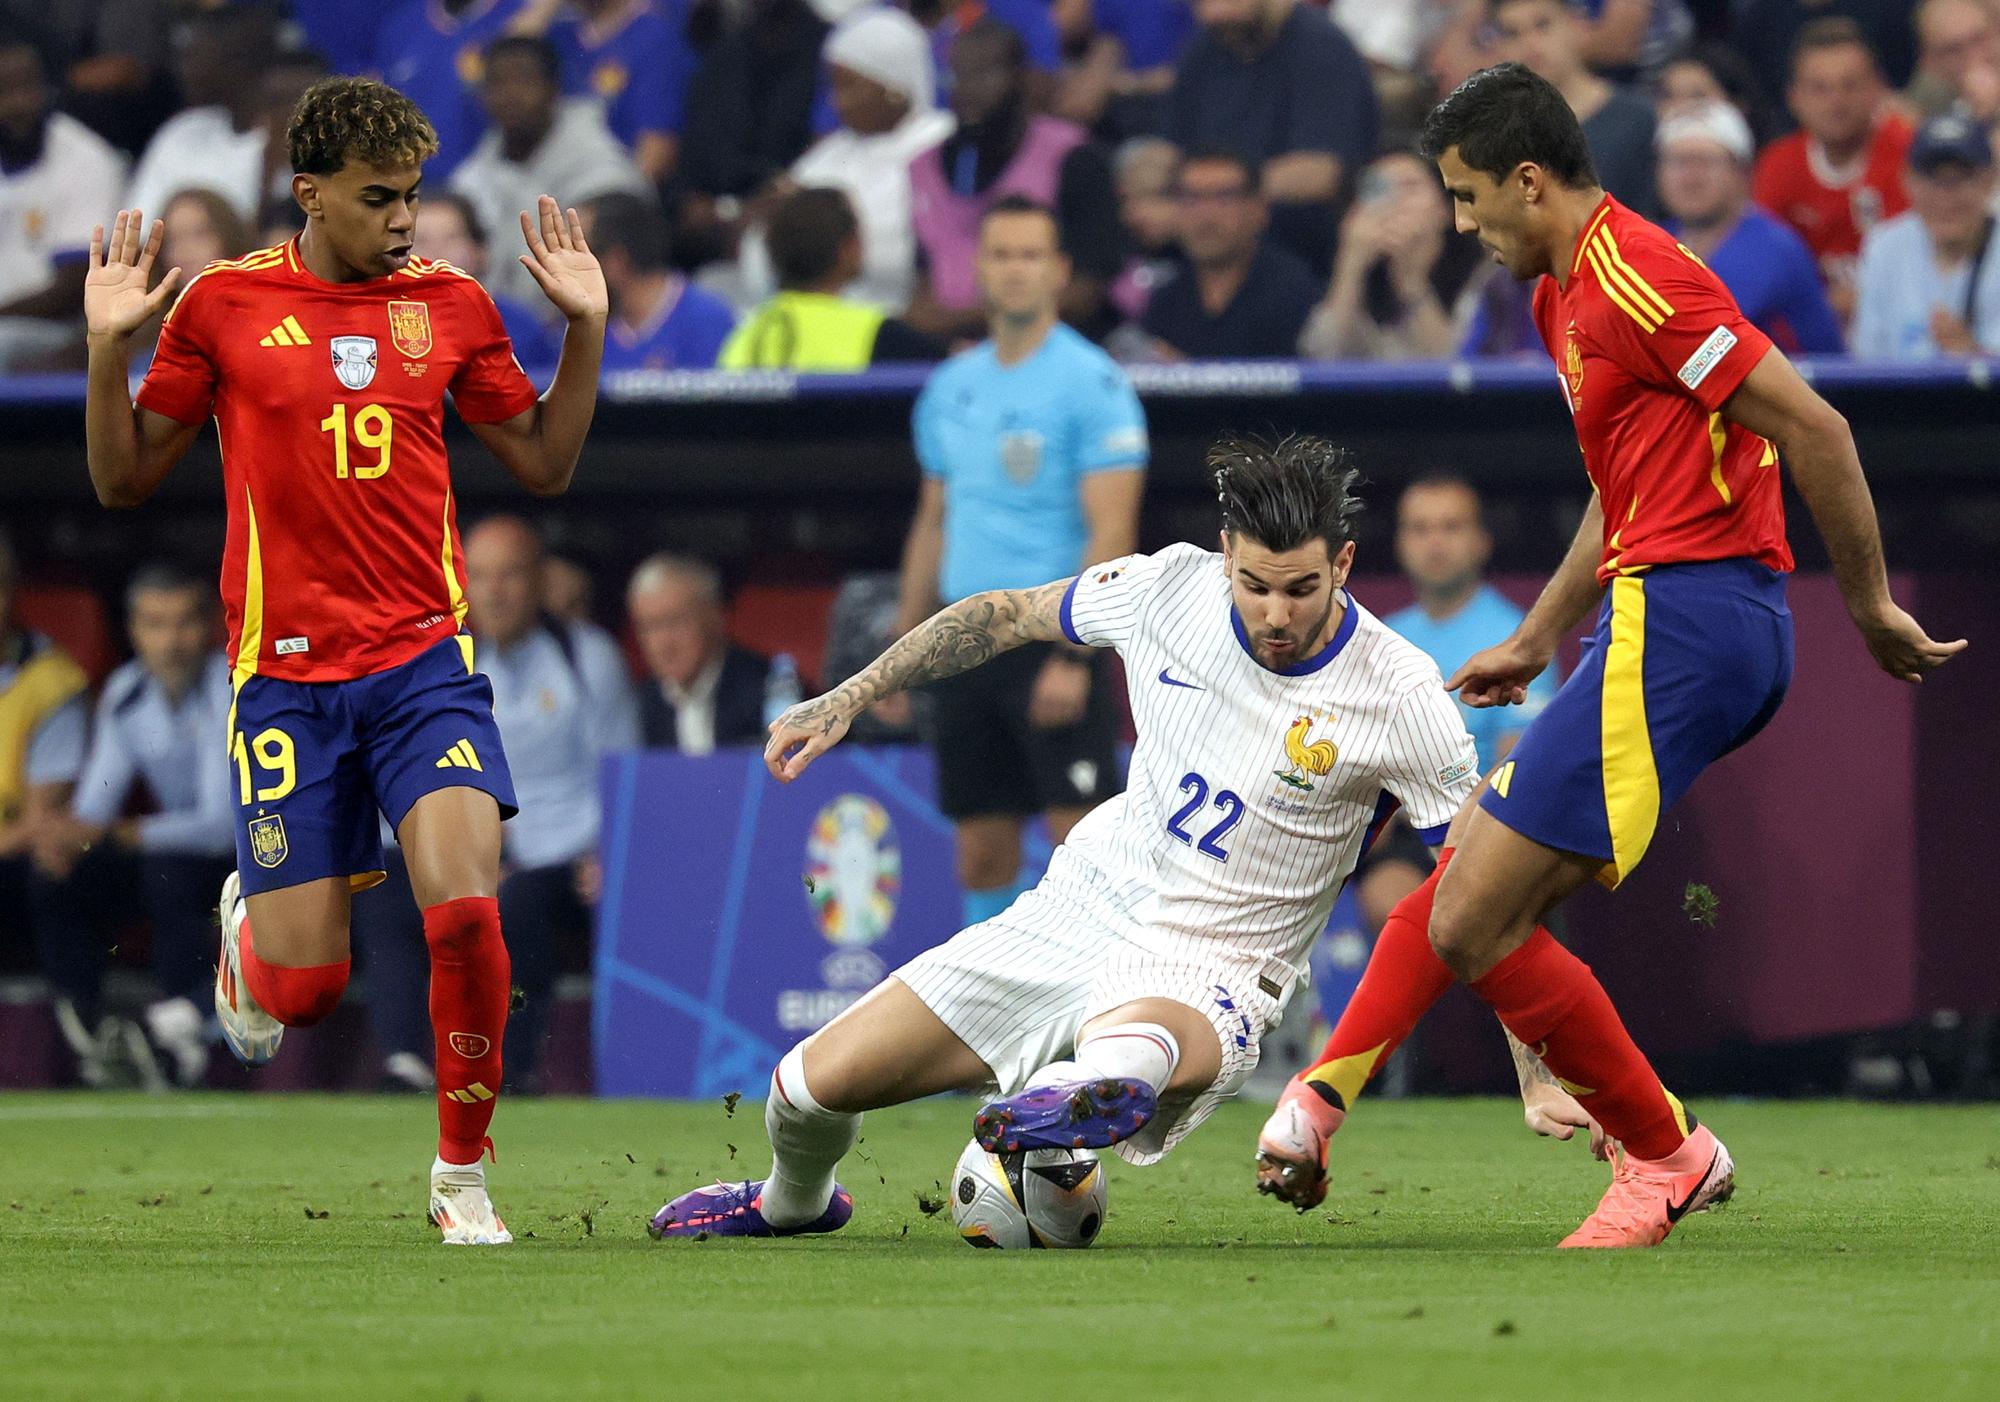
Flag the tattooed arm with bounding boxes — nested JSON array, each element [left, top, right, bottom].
[[763, 578, 1075, 782], [1509, 1029, 1612, 1160]]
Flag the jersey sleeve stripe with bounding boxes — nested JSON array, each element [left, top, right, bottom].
[[1058, 574, 1085, 645], [1584, 240, 1665, 333], [1596, 230, 1676, 320], [1572, 204, 1615, 276]]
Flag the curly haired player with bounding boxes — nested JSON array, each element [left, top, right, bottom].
[[82, 77, 609, 1244]]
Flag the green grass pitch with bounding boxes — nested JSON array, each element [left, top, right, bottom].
[[1, 1094, 1995, 1401]]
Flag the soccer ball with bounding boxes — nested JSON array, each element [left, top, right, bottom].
[[950, 1139, 1106, 1249]]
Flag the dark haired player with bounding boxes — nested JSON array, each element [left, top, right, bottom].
[[81, 78, 609, 1244], [650, 435, 1588, 1239], [1257, 62, 1965, 1248]]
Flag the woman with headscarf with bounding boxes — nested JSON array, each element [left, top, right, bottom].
[[744, 5, 956, 312]]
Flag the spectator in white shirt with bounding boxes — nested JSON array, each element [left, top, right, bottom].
[[123, 8, 281, 224], [1854, 112, 2000, 358], [450, 35, 651, 308], [0, 35, 127, 368], [33, 564, 234, 1090], [627, 553, 775, 754]]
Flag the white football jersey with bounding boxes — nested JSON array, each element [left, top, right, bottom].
[[1054, 543, 1480, 976]]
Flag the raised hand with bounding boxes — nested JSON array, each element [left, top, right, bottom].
[[518, 195, 608, 324], [1446, 633, 1552, 708], [84, 211, 182, 341], [763, 695, 855, 783]]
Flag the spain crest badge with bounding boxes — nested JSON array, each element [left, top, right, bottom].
[[388, 300, 433, 359], [248, 815, 289, 869]]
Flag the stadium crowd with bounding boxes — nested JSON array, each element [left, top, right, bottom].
[[0, 0, 1993, 1101], [4, 0, 2000, 371]]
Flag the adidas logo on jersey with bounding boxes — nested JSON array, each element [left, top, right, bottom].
[[259, 316, 312, 347], [435, 740, 483, 771]]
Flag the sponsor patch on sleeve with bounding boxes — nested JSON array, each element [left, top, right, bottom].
[[1100, 426, 1147, 458], [1437, 758, 1477, 787], [1677, 326, 1738, 390]]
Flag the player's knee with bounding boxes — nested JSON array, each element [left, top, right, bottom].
[[258, 962, 350, 1027], [1427, 881, 1498, 979], [788, 1041, 867, 1116]]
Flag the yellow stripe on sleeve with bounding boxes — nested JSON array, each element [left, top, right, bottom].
[[1597, 230, 1676, 322], [1599, 575, 1660, 886], [1585, 241, 1664, 333]]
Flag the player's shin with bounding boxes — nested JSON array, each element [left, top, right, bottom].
[[1068, 1022, 1180, 1091], [1294, 851, 1459, 1113], [1468, 927, 1692, 1162], [424, 897, 510, 1165], [760, 1043, 861, 1228]]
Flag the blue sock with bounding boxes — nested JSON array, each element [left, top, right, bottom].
[[962, 884, 1019, 927]]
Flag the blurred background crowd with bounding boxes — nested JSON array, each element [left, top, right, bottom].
[[0, 0, 1990, 1104], [5, 0, 2000, 372]]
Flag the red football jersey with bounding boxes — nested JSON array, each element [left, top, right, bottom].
[[1532, 196, 1794, 584], [137, 241, 539, 683], [1752, 116, 1912, 293]]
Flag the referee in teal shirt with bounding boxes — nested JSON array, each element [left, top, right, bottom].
[[898, 195, 1148, 928]]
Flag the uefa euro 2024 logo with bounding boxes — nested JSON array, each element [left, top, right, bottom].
[[804, 795, 901, 948]]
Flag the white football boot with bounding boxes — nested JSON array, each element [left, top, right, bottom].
[[213, 871, 283, 1067], [429, 1156, 513, 1246]]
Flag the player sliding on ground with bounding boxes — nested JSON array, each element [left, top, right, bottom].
[[82, 78, 609, 1244], [1255, 63, 1967, 1248], [652, 434, 1598, 1240]]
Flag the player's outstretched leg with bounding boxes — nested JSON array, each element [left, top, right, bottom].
[[973, 1022, 1178, 1153], [214, 873, 352, 1068], [650, 1045, 858, 1239], [651, 976, 993, 1240], [1258, 852, 1460, 1209], [424, 895, 513, 1246]]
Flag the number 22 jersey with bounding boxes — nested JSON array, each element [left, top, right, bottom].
[[137, 239, 539, 684], [1055, 543, 1479, 976]]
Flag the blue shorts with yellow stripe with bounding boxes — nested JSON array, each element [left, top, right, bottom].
[[229, 636, 516, 897], [1480, 559, 1792, 887]]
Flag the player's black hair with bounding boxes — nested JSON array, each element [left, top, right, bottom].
[[586, 192, 671, 272], [289, 77, 438, 176], [1176, 145, 1259, 191], [1420, 63, 1598, 189], [1211, 434, 1366, 556], [484, 35, 561, 85], [768, 187, 858, 288], [126, 561, 211, 609]]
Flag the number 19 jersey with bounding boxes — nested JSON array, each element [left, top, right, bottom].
[[1056, 543, 1479, 977], [137, 240, 540, 684]]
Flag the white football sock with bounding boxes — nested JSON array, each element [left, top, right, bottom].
[[758, 1043, 860, 1228], [1071, 1021, 1181, 1093]]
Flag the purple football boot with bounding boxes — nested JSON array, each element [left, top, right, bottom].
[[973, 1076, 1157, 1153], [648, 1180, 854, 1239]]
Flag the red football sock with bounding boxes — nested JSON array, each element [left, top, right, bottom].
[[1298, 850, 1459, 1111], [238, 919, 349, 1026], [424, 897, 510, 1165], [1469, 928, 1692, 1161]]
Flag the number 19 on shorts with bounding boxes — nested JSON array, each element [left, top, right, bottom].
[[232, 727, 296, 804]]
